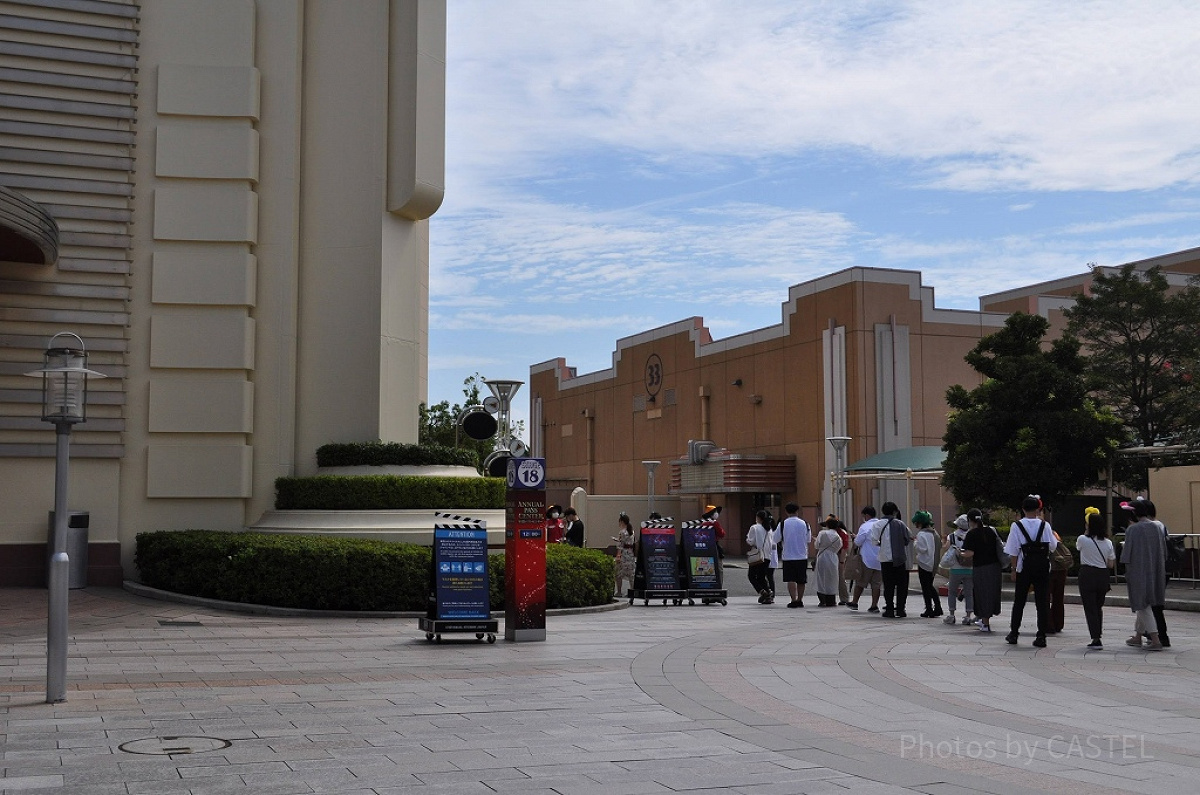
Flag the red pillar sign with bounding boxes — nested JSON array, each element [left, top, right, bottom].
[[505, 457, 547, 642]]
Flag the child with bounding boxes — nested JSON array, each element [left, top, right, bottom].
[[913, 511, 944, 618], [942, 515, 974, 626]]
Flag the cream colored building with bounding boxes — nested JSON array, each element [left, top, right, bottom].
[[0, 0, 446, 584]]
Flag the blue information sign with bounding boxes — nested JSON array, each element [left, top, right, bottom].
[[432, 527, 490, 620]]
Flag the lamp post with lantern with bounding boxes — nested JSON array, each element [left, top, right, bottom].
[[24, 332, 105, 703]]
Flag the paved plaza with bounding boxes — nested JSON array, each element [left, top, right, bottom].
[[2, 582, 1199, 795]]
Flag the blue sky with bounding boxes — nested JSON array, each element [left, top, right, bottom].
[[428, 1, 1200, 432]]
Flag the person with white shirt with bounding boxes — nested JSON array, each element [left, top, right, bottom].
[[848, 506, 882, 612], [1004, 494, 1058, 648], [779, 503, 812, 608], [1077, 506, 1115, 649]]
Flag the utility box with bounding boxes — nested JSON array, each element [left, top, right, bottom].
[[48, 510, 89, 589]]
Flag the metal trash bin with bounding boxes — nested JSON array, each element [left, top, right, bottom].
[[48, 510, 89, 589]]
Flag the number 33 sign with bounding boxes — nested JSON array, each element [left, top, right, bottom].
[[644, 354, 663, 397]]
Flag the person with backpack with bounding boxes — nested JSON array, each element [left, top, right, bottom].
[[1004, 494, 1058, 648], [942, 514, 974, 626]]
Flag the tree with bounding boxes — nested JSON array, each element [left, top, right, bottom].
[[941, 313, 1124, 510], [418, 373, 526, 469], [1063, 264, 1200, 448]]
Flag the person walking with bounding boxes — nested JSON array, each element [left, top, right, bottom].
[[779, 503, 812, 608], [746, 510, 774, 604], [613, 513, 636, 597], [813, 517, 843, 607], [1121, 499, 1166, 650], [913, 510, 943, 618], [871, 502, 914, 618], [1077, 506, 1115, 649], [960, 509, 1001, 633], [849, 506, 882, 612], [942, 515, 974, 626], [1004, 495, 1057, 648]]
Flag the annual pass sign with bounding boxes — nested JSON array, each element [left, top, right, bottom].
[[506, 457, 545, 490]]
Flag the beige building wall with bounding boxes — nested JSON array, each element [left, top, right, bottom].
[[0, 0, 445, 584]]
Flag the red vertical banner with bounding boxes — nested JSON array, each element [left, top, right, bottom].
[[505, 458, 547, 642]]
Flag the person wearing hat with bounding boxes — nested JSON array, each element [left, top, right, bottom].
[[1078, 506, 1115, 649], [1121, 498, 1166, 650], [942, 514, 974, 626], [912, 510, 944, 618], [545, 505, 565, 544]]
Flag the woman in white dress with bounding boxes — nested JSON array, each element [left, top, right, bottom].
[[813, 518, 843, 607]]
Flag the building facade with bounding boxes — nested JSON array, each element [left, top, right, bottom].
[[0, 0, 445, 584], [530, 248, 1200, 547]]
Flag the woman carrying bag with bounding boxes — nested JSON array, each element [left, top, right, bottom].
[[1078, 507, 1115, 649], [746, 510, 774, 604]]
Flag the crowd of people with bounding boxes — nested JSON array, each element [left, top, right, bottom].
[[737, 494, 1174, 651]]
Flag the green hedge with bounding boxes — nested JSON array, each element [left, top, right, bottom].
[[135, 530, 615, 611], [275, 475, 505, 510], [316, 441, 478, 468]]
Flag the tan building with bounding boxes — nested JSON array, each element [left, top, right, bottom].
[[530, 248, 1200, 548], [0, 0, 446, 584]]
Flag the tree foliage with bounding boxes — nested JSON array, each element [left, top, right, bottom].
[[1063, 264, 1200, 448], [942, 313, 1124, 510]]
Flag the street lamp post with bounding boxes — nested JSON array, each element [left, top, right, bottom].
[[827, 436, 851, 522], [641, 460, 660, 516], [24, 333, 105, 703]]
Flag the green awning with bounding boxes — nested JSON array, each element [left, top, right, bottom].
[[844, 446, 945, 473]]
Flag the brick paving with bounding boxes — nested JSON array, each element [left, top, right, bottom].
[[2, 585, 1199, 794]]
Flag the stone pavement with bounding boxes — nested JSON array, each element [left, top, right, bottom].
[[2, 586, 1199, 795]]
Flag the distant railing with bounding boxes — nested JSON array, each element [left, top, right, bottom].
[[1110, 532, 1200, 588]]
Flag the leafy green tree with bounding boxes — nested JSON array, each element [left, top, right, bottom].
[[1064, 264, 1200, 448], [418, 373, 526, 469], [942, 313, 1124, 510]]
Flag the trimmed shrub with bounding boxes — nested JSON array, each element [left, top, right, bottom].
[[135, 531, 615, 612], [316, 441, 478, 469], [274, 475, 505, 510]]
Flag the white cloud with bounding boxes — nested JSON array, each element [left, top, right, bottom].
[[448, 1, 1200, 194]]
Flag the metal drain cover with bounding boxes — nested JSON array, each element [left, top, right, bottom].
[[158, 620, 203, 627], [119, 736, 231, 756]]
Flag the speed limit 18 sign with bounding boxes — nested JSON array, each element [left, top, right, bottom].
[[506, 457, 546, 490]]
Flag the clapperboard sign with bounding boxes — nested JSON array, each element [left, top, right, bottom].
[[631, 518, 688, 605], [681, 519, 728, 605], [419, 512, 497, 643]]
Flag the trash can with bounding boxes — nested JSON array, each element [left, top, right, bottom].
[[48, 510, 89, 589]]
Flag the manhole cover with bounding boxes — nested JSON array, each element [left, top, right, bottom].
[[158, 620, 203, 627], [119, 736, 231, 756]]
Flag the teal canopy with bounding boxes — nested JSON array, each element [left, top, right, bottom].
[[843, 446, 945, 473]]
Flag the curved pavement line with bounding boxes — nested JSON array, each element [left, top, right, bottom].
[[630, 621, 1061, 795]]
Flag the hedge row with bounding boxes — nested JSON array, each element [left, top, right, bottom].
[[275, 475, 505, 510], [135, 530, 614, 611], [316, 441, 479, 469]]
